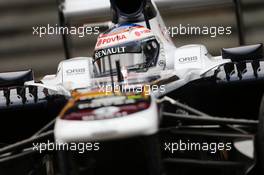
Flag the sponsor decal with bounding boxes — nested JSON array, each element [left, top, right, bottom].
[[134, 29, 151, 37], [96, 34, 127, 47], [99, 29, 129, 38], [135, 31, 141, 37], [98, 24, 142, 38], [92, 106, 120, 119], [94, 47, 126, 59], [178, 56, 198, 64], [66, 68, 86, 75]]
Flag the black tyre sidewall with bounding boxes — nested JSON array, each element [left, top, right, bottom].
[[257, 95, 264, 173]]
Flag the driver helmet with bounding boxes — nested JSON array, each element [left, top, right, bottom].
[[93, 23, 162, 75]]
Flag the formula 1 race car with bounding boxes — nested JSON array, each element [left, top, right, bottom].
[[0, 0, 264, 175]]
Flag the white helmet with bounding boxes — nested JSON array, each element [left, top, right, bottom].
[[93, 23, 161, 75]]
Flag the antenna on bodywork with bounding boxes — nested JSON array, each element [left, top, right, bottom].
[[116, 60, 124, 93], [108, 56, 116, 95], [116, 60, 124, 83], [56, 0, 72, 59], [233, 0, 245, 45]]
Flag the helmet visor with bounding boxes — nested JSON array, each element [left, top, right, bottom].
[[93, 37, 159, 75]]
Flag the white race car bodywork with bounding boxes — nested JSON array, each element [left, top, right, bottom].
[[25, 0, 231, 97], [55, 94, 159, 143], [25, 45, 229, 97], [25, 57, 95, 96], [24, 0, 231, 143]]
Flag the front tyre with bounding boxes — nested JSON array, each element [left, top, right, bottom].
[[256, 94, 264, 173]]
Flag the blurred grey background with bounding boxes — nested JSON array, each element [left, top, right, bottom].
[[0, 0, 263, 79]]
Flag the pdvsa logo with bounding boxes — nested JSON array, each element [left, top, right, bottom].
[[66, 68, 86, 75], [179, 56, 198, 64], [96, 34, 127, 47]]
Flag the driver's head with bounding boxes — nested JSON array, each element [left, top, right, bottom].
[[93, 23, 161, 75]]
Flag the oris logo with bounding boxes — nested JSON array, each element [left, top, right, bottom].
[[179, 56, 198, 63], [66, 68, 86, 75]]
